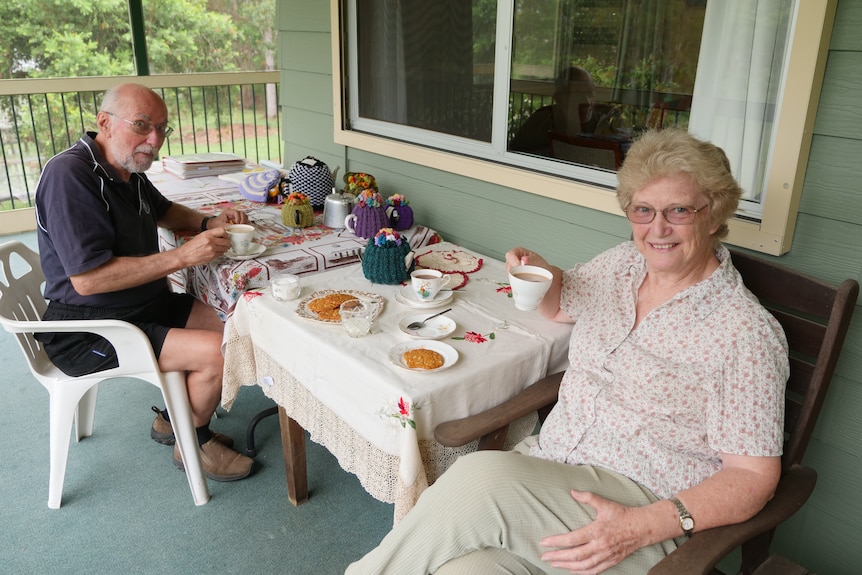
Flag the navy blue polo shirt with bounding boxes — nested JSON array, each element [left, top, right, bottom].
[[35, 132, 173, 307]]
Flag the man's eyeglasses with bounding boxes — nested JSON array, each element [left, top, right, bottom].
[[104, 111, 174, 138], [624, 204, 709, 225]]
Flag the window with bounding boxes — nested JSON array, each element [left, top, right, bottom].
[[335, 0, 836, 255]]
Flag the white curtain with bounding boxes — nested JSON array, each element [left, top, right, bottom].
[[689, 0, 793, 203]]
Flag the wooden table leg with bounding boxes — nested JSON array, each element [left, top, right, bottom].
[[277, 406, 308, 506]]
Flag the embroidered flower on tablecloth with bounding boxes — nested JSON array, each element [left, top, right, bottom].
[[243, 289, 264, 302], [497, 285, 513, 297], [379, 396, 417, 429], [453, 330, 495, 343]]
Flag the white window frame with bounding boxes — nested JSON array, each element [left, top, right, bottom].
[[331, 0, 836, 256]]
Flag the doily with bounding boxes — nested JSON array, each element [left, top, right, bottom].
[[414, 249, 483, 290]]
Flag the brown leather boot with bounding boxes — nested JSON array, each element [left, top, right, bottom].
[[173, 438, 254, 482], [150, 407, 234, 448]]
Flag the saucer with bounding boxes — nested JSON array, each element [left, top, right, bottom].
[[225, 242, 266, 260], [394, 285, 453, 309], [398, 314, 457, 340], [388, 340, 458, 372]]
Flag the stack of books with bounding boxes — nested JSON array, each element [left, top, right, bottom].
[[162, 152, 246, 179]]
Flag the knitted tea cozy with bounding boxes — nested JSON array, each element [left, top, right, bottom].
[[385, 194, 413, 230], [362, 228, 415, 284], [281, 192, 314, 228], [348, 190, 389, 239], [343, 172, 378, 197]]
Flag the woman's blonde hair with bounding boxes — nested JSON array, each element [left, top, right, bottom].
[[616, 129, 742, 242]]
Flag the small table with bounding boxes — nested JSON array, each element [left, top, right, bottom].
[[221, 242, 572, 522]]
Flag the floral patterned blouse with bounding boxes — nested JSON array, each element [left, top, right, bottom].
[[530, 242, 789, 498]]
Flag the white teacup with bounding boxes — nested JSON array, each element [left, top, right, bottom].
[[271, 273, 301, 301], [226, 223, 255, 255], [508, 265, 553, 311], [410, 269, 451, 301]]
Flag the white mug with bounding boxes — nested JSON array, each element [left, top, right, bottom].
[[507, 265, 553, 311], [410, 269, 451, 301], [226, 223, 255, 255]]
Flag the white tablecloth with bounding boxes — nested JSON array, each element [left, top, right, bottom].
[[221, 242, 572, 521]]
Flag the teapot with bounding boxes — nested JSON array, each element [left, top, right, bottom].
[[344, 205, 390, 239], [361, 228, 416, 284], [322, 190, 355, 229]]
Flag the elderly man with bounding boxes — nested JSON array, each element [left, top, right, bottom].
[[34, 83, 253, 482]]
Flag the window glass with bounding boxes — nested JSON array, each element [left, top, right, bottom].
[[508, 0, 704, 173], [356, 0, 497, 141], [347, 0, 794, 217]]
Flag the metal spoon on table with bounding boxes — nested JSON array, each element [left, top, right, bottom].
[[407, 308, 453, 330]]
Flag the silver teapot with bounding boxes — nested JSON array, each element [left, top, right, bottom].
[[322, 189, 355, 229], [321, 166, 355, 229]]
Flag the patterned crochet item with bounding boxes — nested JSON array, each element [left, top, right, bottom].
[[415, 249, 483, 273], [362, 228, 416, 284], [343, 172, 378, 196], [281, 192, 314, 228], [414, 248, 483, 290], [386, 194, 414, 230], [348, 191, 389, 239]]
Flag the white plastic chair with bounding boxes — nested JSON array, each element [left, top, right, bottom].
[[0, 240, 210, 508]]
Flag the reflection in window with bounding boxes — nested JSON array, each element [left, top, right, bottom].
[[508, 1, 704, 172]]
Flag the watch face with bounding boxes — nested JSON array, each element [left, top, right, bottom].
[[681, 517, 695, 531]]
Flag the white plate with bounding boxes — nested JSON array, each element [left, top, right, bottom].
[[295, 289, 385, 323], [394, 285, 454, 309], [389, 340, 458, 372], [225, 242, 266, 260], [398, 313, 456, 340]]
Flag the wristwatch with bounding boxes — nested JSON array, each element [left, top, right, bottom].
[[670, 497, 694, 536], [200, 215, 215, 232]]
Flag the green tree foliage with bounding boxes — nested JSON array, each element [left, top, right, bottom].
[[0, 0, 256, 78]]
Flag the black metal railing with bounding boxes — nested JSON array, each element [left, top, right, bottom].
[[0, 73, 281, 212]]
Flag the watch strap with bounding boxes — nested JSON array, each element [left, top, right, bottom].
[[200, 215, 215, 232], [669, 496, 694, 536]]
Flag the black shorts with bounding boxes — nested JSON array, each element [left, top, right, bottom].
[[36, 292, 196, 377]]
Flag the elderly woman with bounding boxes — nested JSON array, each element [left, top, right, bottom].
[[346, 129, 788, 575]]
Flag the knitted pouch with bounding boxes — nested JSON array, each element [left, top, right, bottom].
[[238, 169, 282, 202]]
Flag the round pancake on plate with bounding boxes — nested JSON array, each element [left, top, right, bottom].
[[402, 348, 445, 370]]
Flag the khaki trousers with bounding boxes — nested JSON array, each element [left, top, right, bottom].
[[346, 438, 677, 575]]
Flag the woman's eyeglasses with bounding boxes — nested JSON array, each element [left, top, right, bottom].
[[104, 111, 174, 138], [624, 204, 709, 225]]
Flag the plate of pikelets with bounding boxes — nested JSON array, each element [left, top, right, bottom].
[[296, 290, 385, 323], [389, 340, 458, 372]]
